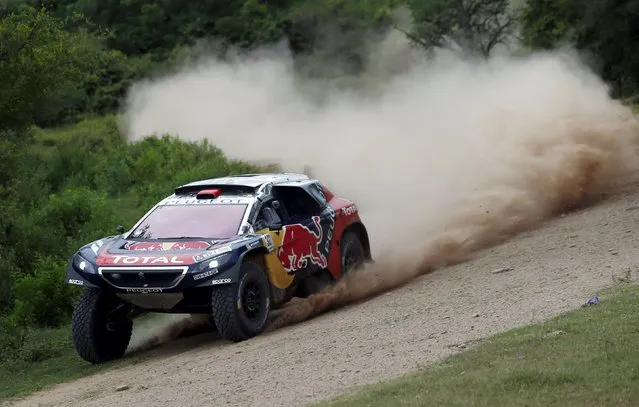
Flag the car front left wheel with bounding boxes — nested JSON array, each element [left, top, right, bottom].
[[210, 260, 271, 342]]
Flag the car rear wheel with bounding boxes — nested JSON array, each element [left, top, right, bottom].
[[71, 288, 133, 364], [210, 260, 271, 342], [340, 230, 366, 277]]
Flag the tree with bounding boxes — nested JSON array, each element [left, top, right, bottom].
[[399, 0, 521, 58], [521, 0, 639, 97], [285, 0, 400, 77], [0, 6, 98, 129]]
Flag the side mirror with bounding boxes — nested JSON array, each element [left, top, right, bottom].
[[116, 225, 125, 234]]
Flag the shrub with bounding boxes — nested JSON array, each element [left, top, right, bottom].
[[11, 256, 79, 328]]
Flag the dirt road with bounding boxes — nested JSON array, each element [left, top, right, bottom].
[[5, 181, 639, 407]]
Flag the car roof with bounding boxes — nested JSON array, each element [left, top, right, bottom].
[[171, 172, 317, 198], [176, 173, 313, 190]]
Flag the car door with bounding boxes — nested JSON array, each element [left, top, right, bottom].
[[271, 184, 335, 274]]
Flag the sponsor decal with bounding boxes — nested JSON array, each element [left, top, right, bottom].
[[341, 204, 358, 216], [324, 207, 336, 255], [90, 239, 104, 255], [277, 216, 331, 272], [124, 241, 210, 251], [262, 234, 274, 252], [162, 197, 247, 205], [125, 288, 164, 293], [111, 255, 185, 265], [193, 245, 232, 262], [193, 269, 218, 280], [69, 279, 84, 286], [211, 278, 231, 285]]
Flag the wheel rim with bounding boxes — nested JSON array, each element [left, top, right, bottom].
[[241, 281, 263, 320]]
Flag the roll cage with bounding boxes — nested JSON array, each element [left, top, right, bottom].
[[247, 180, 331, 232]]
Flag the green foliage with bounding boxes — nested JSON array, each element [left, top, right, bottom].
[[520, 0, 580, 49], [11, 256, 78, 328], [520, 0, 639, 97], [404, 0, 520, 58], [215, 0, 291, 49], [0, 6, 98, 129], [68, 0, 289, 58], [287, 0, 399, 77]]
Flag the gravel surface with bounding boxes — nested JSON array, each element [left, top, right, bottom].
[[5, 184, 639, 407]]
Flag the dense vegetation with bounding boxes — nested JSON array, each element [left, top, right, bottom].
[[1, 0, 638, 383]]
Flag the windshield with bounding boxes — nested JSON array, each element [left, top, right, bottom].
[[129, 204, 248, 239]]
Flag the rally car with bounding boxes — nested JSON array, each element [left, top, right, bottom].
[[66, 173, 372, 363]]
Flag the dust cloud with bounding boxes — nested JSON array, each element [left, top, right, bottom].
[[127, 313, 212, 353], [121, 28, 639, 336]]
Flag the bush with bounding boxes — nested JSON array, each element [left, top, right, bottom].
[[11, 256, 79, 328], [0, 315, 26, 362], [0, 315, 73, 368]]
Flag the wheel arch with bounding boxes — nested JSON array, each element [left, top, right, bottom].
[[240, 247, 270, 266], [238, 246, 293, 290]]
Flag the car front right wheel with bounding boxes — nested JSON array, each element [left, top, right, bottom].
[[71, 288, 133, 364]]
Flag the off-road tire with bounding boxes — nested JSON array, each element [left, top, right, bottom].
[[211, 260, 271, 342], [340, 230, 366, 277], [71, 288, 133, 364]]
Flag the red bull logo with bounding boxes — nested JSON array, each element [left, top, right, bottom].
[[277, 216, 327, 272], [124, 241, 210, 251]]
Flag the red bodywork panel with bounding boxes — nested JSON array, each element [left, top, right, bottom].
[[323, 185, 363, 279]]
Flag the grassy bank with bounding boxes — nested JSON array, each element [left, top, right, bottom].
[[319, 283, 639, 407], [0, 324, 122, 400]]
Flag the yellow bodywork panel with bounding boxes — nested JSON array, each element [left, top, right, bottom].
[[254, 228, 294, 289]]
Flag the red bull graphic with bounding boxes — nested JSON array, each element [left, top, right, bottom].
[[277, 216, 328, 272], [123, 241, 211, 251]]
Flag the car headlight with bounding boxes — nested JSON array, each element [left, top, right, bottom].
[[194, 251, 233, 273], [209, 252, 232, 268], [73, 254, 96, 274]]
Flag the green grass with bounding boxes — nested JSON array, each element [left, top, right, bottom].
[[319, 283, 639, 407], [0, 313, 170, 401], [0, 324, 116, 401]]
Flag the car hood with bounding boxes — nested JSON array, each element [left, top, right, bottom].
[[94, 236, 240, 267]]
